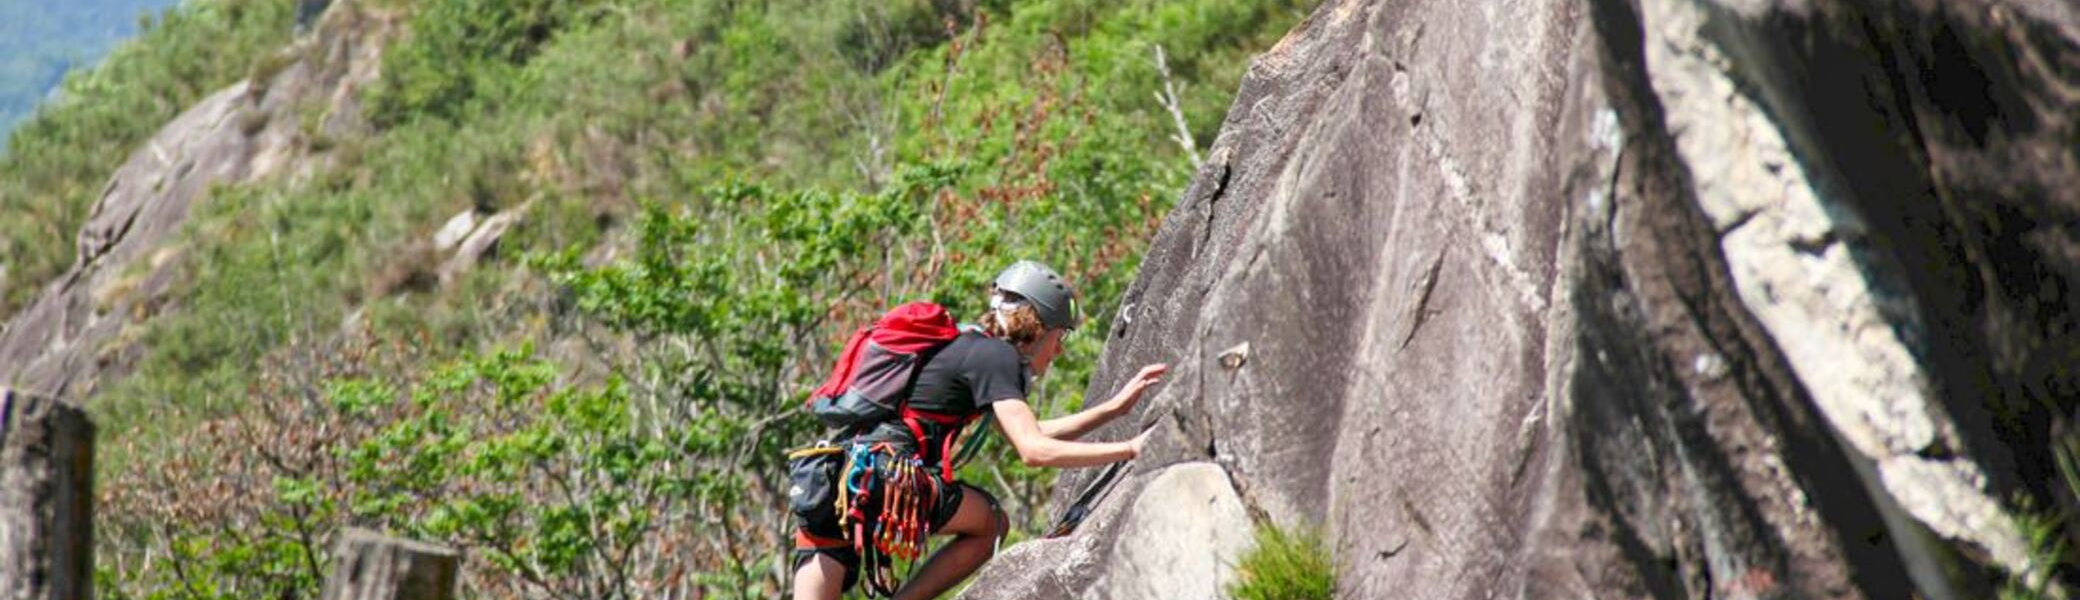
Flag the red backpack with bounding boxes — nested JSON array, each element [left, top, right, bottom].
[[808, 301, 958, 422], [807, 302, 986, 479]]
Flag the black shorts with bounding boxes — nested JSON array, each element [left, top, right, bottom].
[[788, 451, 999, 591]]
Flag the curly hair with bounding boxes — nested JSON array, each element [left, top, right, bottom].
[[981, 289, 1049, 346]]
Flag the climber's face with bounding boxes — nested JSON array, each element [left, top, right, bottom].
[[1027, 327, 1068, 377]]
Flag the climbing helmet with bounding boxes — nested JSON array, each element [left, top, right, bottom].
[[992, 260, 1079, 330]]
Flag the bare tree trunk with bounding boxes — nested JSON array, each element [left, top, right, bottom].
[[0, 389, 95, 600], [319, 529, 459, 600]]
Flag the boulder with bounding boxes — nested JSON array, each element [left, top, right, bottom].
[[1093, 463, 1253, 600], [437, 207, 524, 287], [431, 210, 480, 252]]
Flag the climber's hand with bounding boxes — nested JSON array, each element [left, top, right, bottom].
[[1127, 427, 1155, 458], [1108, 363, 1168, 415]]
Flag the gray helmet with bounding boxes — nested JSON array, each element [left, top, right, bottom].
[[993, 260, 1079, 330]]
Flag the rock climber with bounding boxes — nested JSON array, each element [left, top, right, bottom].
[[787, 260, 1168, 600]]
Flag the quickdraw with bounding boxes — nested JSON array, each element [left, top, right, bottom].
[[829, 441, 943, 597]]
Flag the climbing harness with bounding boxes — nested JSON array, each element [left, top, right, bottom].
[[808, 441, 946, 596]]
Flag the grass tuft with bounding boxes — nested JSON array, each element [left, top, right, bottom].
[[1229, 523, 1335, 600], [1999, 495, 2074, 600]]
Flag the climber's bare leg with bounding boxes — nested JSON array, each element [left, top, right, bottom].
[[893, 486, 1006, 600], [792, 553, 847, 600]]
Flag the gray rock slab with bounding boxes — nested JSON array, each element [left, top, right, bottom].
[[958, 462, 1251, 600], [1095, 463, 1253, 600]]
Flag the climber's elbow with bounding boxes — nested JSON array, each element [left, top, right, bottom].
[[1014, 441, 1061, 467]]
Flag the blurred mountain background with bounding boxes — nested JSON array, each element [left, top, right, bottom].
[[0, 0, 182, 135]]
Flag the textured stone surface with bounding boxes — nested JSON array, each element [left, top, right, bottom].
[[438, 206, 525, 287], [318, 529, 459, 600], [0, 2, 400, 400], [960, 0, 2080, 598], [431, 211, 481, 252], [1093, 464, 1253, 600], [0, 389, 94, 600]]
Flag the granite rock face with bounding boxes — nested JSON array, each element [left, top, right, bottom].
[[965, 463, 1253, 600], [962, 0, 2080, 598], [0, 2, 400, 400]]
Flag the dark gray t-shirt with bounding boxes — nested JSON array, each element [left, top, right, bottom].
[[852, 330, 1027, 455], [908, 330, 1029, 414]]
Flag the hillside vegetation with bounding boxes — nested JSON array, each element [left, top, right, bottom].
[[3, 0, 1316, 597], [0, 0, 295, 315]]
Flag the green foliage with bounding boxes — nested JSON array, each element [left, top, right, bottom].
[[542, 172, 935, 340], [368, 0, 599, 125], [1229, 524, 1337, 600], [99, 334, 416, 600], [82, 0, 1316, 596], [1998, 498, 2073, 600], [103, 335, 778, 599], [97, 184, 344, 428], [341, 349, 718, 598], [0, 0, 294, 317]]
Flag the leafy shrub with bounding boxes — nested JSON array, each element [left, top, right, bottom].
[[1229, 524, 1336, 600], [104, 330, 775, 600], [100, 331, 426, 600], [368, 0, 599, 125]]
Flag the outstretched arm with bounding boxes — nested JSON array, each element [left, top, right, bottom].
[[994, 400, 1148, 468], [1036, 364, 1167, 440], [1034, 402, 1120, 441]]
